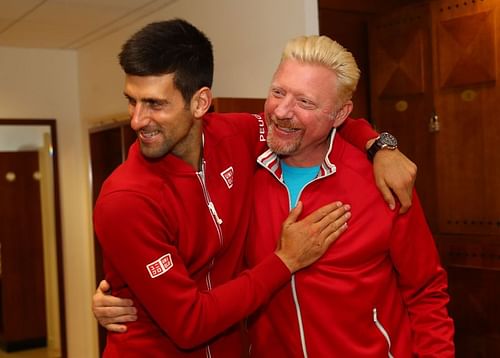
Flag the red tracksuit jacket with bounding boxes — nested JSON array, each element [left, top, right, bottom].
[[247, 131, 455, 357], [94, 112, 378, 357]]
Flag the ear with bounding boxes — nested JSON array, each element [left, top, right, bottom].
[[191, 87, 212, 119], [332, 100, 353, 128]]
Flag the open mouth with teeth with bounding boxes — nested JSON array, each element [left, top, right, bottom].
[[140, 129, 160, 138], [274, 122, 300, 133], [138, 129, 162, 143]]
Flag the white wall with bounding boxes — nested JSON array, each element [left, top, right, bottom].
[[79, 0, 319, 125], [0, 125, 49, 151], [1, 1, 318, 357], [0, 46, 97, 357], [78, 0, 318, 357]]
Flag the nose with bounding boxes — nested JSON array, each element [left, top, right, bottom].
[[129, 103, 148, 131], [274, 96, 295, 118]]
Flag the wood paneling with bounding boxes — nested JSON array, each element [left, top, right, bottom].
[[366, 0, 500, 354], [319, 9, 371, 119], [319, 0, 425, 13], [211, 98, 265, 114], [432, 0, 500, 236], [0, 151, 47, 351], [90, 121, 136, 356], [369, 2, 438, 229], [437, 233, 500, 357]]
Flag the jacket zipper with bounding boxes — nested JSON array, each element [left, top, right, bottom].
[[196, 159, 224, 244], [257, 133, 338, 357], [372, 308, 394, 358], [263, 164, 336, 358], [291, 275, 309, 358], [196, 159, 224, 358]]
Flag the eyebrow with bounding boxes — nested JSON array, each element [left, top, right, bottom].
[[123, 93, 167, 105]]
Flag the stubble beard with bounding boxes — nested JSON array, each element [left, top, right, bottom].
[[266, 124, 302, 156], [138, 136, 173, 159]]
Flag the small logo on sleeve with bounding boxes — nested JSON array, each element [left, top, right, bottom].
[[220, 166, 234, 189], [146, 253, 173, 278]]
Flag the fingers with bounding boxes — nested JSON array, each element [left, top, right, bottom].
[[93, 280, 137, 333], [93, 289, 134, 308], [302, 201, 344, 224], [102, 323, 129, 333], [315, 205, 351, 250], [323, 221, 349, 247], [372, 148, 417, 214], [376, 179, 396, 211], [315, 203, 351, 234], [397, 187, 413, 214], [97, 279, 110, 294], [94, 303, 137, 317], [320, 210, 351, 240], [275, 201, 351, 273], [93, 305, 137, 332], [95, 306, 137, 322], [283, 201, 303, 227]]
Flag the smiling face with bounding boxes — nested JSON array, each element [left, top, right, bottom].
[[124, 74, 200, 160], [264, 59, 352, 167]]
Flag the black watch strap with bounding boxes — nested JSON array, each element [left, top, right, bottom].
[[367, 132, 398, 161]]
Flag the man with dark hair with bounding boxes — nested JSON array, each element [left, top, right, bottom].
[[119, 19, 214, 109], [93, 19, 417, 357]]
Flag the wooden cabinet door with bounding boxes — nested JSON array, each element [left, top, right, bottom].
[[89, 122, 136, 355], [369, 2, 438, 229], [370, 1, 500, 356], [370, 0, 500, 235], [0, 151, 47, 349], [432, 0, 500, 236], [431, 2, 500, 354]]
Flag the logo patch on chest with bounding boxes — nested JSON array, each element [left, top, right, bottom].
[[146, 253, 173, 278], [220, 166, 234, 189]]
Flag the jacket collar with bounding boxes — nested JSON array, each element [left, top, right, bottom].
[[257, 128, 338, 180]]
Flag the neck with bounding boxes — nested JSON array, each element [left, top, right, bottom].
[[172, 121, 203, 171], [282, 141, 329, 167]]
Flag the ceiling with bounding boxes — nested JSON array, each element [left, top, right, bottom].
[[0, 0, 177, 50]]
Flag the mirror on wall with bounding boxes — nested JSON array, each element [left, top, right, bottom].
[[0, 119, 65, 357]]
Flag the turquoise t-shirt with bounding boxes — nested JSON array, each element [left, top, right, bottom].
[[281, 161, 320, 207]]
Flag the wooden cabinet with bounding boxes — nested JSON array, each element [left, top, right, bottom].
[[369, 0, 500, 355], [0, 151, 47, 351], [211, 97, 265, 114], [89, 121, 135, 355]]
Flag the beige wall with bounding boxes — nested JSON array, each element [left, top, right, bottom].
[[1, 1, 318, 357], [0, 46, 96, 357], [80, 0, 319, 125]]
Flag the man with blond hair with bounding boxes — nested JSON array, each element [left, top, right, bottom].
[[246, 35, 454, 357]]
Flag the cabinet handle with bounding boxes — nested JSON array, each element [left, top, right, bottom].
[[429, 112, 440, 133], [5, 171, 16, 182]]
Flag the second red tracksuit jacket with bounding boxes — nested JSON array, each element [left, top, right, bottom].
[[247, 130, 455, 357]]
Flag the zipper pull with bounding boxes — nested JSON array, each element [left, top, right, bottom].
[[208, 202, 223, 225]]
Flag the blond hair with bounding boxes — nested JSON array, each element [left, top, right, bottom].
[[281, 35, 360, 106]]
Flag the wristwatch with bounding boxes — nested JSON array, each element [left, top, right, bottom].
[[367, 132, 398, 160]]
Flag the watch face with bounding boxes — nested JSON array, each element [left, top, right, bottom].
[[379, 132, 398, 148]]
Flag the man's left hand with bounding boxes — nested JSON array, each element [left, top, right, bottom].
[[373, 149, 417, 214]]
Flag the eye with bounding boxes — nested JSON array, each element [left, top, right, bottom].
[[124, 95, 136, 107], [145, 100, 166, 111], [149, 102, 163, 110], [297, 98, 316, 110], [271, 87, 285, 98]]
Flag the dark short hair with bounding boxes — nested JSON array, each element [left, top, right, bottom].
[[119, 19, 214, 104]]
